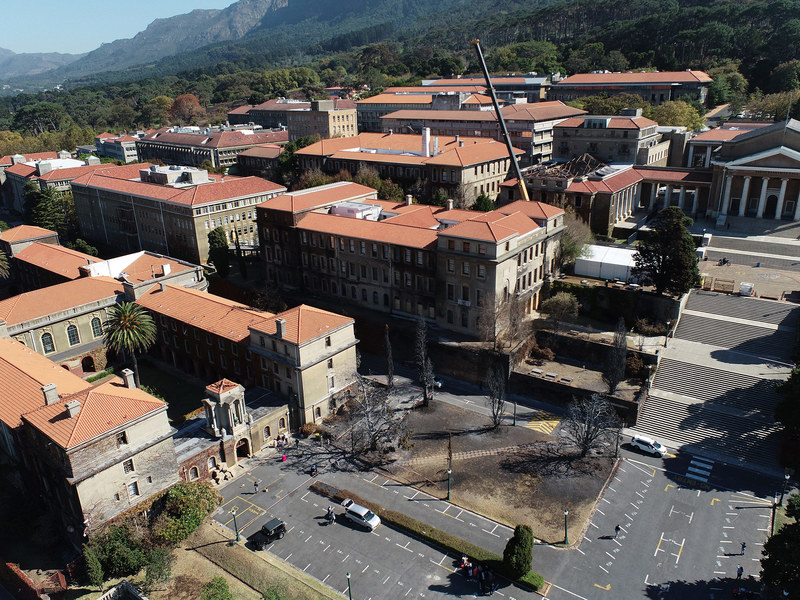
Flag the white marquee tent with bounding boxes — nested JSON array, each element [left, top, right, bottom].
[[574, 244, 639, 282]]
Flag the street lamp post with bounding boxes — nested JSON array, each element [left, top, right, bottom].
[[231, 508, 240, 542], [664, 320, 671, 348], [779, 471, 791, 506], [346, 572, 353, 600], [447, 469, 452, 501], [564, 509, 569, 545]]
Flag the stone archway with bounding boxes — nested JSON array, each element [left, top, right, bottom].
[[81, 356, 96, 373], [765, 194, 778, 219], [235, 437, 251, 460]]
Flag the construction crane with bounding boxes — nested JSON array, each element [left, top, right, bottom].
[[470, 39, 530, 202]]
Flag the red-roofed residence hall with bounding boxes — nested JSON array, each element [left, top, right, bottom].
[[550, 70, 713, 105], [258, 182, 564, 339], [71, 164, 286, 264]]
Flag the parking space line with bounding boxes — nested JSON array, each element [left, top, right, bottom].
[[342, 554, 350, 562], [362, 564, 370, 573], [322, 574, 330, 583], [303, 563, 311, 572], [596, 508, 606, 516]]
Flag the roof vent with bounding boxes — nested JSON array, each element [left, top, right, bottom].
[[65, 399, 81, 418]]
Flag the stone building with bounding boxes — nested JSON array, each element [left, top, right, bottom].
[[236, 144, 284, 179], [227, 98, 356, 131], [549, 71, 712, 105], [285, 99, 357, 141], [71, 164, 286, 264]]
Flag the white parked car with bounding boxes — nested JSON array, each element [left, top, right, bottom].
[[433, 376, 442, 389], [630, 435, 667, 457], [341, 498, 381, 531]]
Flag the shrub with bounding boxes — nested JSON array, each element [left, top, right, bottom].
[[625, 353, 647, 380], [262, 586, 286, 600], [529, 338, 555, 361], [144, 547, 174, 592], [153, 481, 220, 544], [503, 525, 534, 579], [300, 422, 318, 436], [201, 577, 233, 600], [633, 317, 667, 336], [83, 544, 104, 589], [89, 524, 147, 579]]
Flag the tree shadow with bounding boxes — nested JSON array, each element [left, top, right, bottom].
[[643, 575, 763, 599], [498, 440, 600, 478]]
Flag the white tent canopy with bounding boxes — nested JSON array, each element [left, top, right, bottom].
[[574, 244, 639, 282]]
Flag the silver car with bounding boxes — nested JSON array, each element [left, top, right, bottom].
[[341, 498, 381, 531]]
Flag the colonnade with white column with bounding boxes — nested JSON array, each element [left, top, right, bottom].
[[614, 185, 638, 222], [717, 172, 799, 220], [647, 181, 701, 214]]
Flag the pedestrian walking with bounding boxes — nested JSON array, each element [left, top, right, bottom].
[[253, 481, 259, 494], [736, 564, 743, 580], [740, 542, 746, 555], [614, 524, 621, 538]]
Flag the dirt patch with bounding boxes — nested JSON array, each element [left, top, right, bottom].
[[384, 401, 614, 543]]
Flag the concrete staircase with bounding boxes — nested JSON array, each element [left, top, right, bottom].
[[674, 314, 794, 362]]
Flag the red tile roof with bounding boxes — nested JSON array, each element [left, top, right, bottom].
[[70, 170, 285, 208], [439, 217, 518, 243], [357, 94, 434, 105], [0, 225, 56, 243], [498, 200, 565, 220], [0, 339, 92, 429], [13, 242, 97, 279], [0, 151, 58, 166], [691, 128, 750, 142], [253, 304, 355, 345], [3, 163, 37, 177], [426, 77, 533, 85], [556, 71, 712, 85], [382, 205, 441, 229], [555, 116, 658, 130], [632, 167, 713, 184], [206, 379, 240, 394], [36, 163, 109, 182], [385, 86, 486, 93], [247, 99, 355, 111], [565, 168, 643, 195], [463, 94, 495, 105], [298, 212, 438, 249], [0, 277, 121, 325], [140, 128, 289, 148], [259, 182, 377, 214], [22, 379, 165, 449], [502, 101, 587, 122], [238, 144, 283, 159], [116, 254, 194, 283]]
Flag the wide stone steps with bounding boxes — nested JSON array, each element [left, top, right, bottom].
[[652, 358, 782, 417], [709, 237, 800, 258], [705, 249, 800, 273], [685, 290, 799, 326], [674, 313, 794, 361], [635, 394, 782, 469]]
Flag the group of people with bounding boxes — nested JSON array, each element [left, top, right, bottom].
[[460, 555, 494, 595], [275, 434, 294, 448]]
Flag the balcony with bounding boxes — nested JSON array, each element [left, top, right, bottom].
[[457, 299, 471, 307]]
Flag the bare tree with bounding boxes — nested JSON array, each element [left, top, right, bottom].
[[485, 361, 507, 428], [555, 210, 594, 270], [349, 374, 406, 455], [539, 291, 579, 334], [561, 393, 621, 457], [415, 317, 434, 406], [507, 294, 527, 343], [384, 324, 394, 390], [477, 293, 502, 350], [602, 317, 628, 394]]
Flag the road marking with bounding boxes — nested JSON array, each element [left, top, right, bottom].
[[323, 544, 330, 552], [303, 563, 311, 572], [605, 552, 615, 560], [654, 532, 665, 557], [576, 547, 585, 555], [549, 583, 589, 600], [594, 584, 611, 591], [686, 473, 708, 483], [687, 466, 711, 476], [596, 508, 606, 516], [673, 538, 685, 564], [731, 494, 772, 505], [285, 552, 292, 561], [635, 491, 645, 498], [342, 554, 350, 562], [322, 574, 330, 583], [383, 576, 391, 584], [624, 513, 633, 521], [598, 565, 609, 574], [608, 486, 618, 493], [362, 564, 370, 573], [300, 492, 309, 502], [304, 535, 312, 543]]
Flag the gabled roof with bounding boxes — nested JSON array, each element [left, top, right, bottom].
[[632, 167, 713, 185], [13, 242, 97, 280], [555, 116, 658, 130], [22, 379, 165, 450], [113, 253, 195, 283], [385, 85, 486, 93], [501, 101, 587, 122], [298, 211, 438, 249], [137, 284, 272, 342], [36, 163, 108, 182], [691, 128, 751, 143], [3, 163, 37, 177], [382, 205, 441, 229], [463, 94, 495, 105], [0, 151, 58, 166], [498, 200, 565, 220], [139, 129, 289, 149], [238, 144, 283, 159], [0, 339, 92, 429], [439, 218, 518, 243], [259, 182, 376, 214], [565, 168, 643, 195], [252, 304, 354, 345], [555, 71, 712, 85], [0, 225, 56, 243], [0, 277, 122, 325], [357, 94, 433, 105]]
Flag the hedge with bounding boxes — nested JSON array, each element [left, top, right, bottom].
[[309, 482, 544, 591]]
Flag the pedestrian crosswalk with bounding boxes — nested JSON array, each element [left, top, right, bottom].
[[685, 455, 714, 482], [524, 411, 560, 434]]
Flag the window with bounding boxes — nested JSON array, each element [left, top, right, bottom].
[[189, 467, 199, 480], [113, 493, 121, 501], [477, 265, 486, 278], [127, 481, 140, 497], [123, 459, 134, 473], [462, 242, 470, 253], [41, 333, 55, 354], [263, 427, 271, 441], [462, 262, 470, 276], [279, 417, 286, 429], [146, 476, 153, 484], [325, 336, 331, 347], [116, 431, 128, 447], [91, 317, 103, 338], [447, 259, 455, 272]]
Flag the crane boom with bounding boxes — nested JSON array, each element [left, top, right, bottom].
[[470, 39, 530, 202]]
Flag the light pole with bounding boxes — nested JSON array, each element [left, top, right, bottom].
[[564, 509, 569, 545], [779, 471, 791, 506], [447, 469, 452, 501], [346, 572, 353, 600], [664, 320, 671, 347], [231, 507, 240, 542]]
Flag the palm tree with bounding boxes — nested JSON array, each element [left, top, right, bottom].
[[0, 250, 9, 280], [104, 302, 156, 388]]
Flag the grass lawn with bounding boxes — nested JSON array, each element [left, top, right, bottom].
[[136, 361, 206, 422]]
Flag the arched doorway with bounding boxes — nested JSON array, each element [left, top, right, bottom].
[[765, 194, 778, 219], [235, 437, 251, 460], [81, 356, 96, 373]]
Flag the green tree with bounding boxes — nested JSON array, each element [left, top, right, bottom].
[[503, 524, 533, 579], [633, 207, 700, 296], [430, 188, 448, 207], [378, 179, 404, 202], [208, 227, 230, 278], [262, 586, 286, 600], [91, 525, 147, 579], [154, 481, 220, 544], [144, 547, 175, 592], [67, 238, 99, 256], [776, 366, 800, 453], [472, 193, 494, 212], [652, 101, 703, 131], [539, 291, 579, 333], [760, 497, 800, 596], [104, 302, 157, 387], [83, 544, 104, 590], [201, 577, 233, 600]]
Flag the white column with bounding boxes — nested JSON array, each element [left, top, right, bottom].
[[721, 175, 733, 215], [775, 178, 788, 219], [691, 187, 699, 214], [738, 176, 751, 217], [757, 177, 769, 218], [627, 187, 633, 215], [705, 146, 712, 167], [649, 183, 657, 210], [678, 186, 686, 210], [687, 145, 694, 167], [664, 185, 672, 209], [794, 187, 800, 221], [635, 183, 642, 209]]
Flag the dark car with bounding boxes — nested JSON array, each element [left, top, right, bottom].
[[257, 517, 286, 549]]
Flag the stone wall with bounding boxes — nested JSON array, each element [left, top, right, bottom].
[[550, 280, 681, 324]]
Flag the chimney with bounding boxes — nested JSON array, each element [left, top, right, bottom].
[[37, 160, 53, 175], [10, 154, 25, 165], [405, 194, 413, 206], [121, 368, 136, 389], [65, 399, 81, 418], [459, 141, 464, 147], [0, 320, 8, 339], [422, 128, 431, 157], [161, 264, 171, 276], [433, 137, 439, 155], [388, 129, 393, 135], [42, 383, 59, 406], [159, 282, 167, 292], [455, 135, 460, 144], [446, 199, 454, 211], [275, 318, 286, 339]]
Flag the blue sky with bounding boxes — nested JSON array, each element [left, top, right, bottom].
[[3, 1, 235, 54]]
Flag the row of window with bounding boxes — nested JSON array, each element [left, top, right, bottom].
[[39, 318, 103, 354]]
